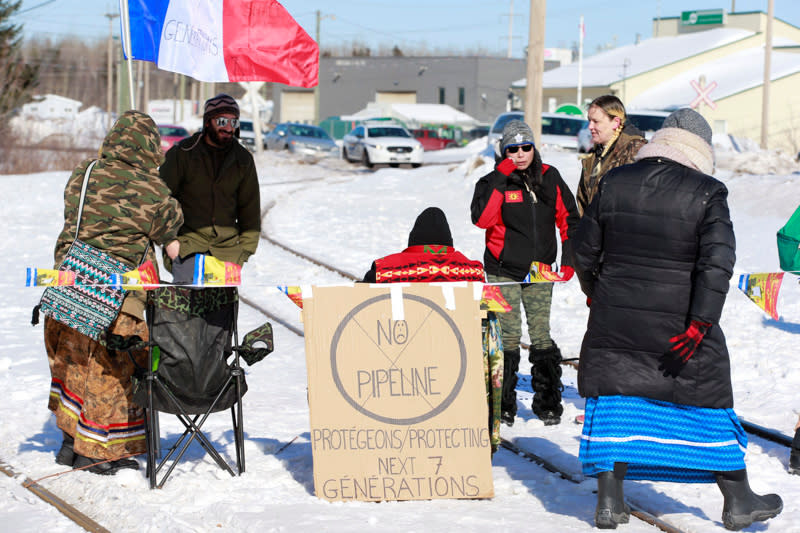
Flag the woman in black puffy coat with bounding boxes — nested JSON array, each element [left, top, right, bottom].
[[573, 108, 782, 531]]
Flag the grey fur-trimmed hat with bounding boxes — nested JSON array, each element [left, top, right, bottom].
[[662, 108, 712, 145], [500, 120, 535, 154]]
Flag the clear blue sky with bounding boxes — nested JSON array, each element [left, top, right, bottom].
[[12, 0, 800, 58]]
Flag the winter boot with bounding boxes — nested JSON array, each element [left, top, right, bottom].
[[715, 469, 783, 531], [55, 431, 75, 466], [790, 427, 800, 476], [529, 344, 564, 425], [595, 472, 619, 529], [73, 455, 140, 476], [612, 462, 631, 524], [501, 348, 521, 426], [594, 463, 630, 529]]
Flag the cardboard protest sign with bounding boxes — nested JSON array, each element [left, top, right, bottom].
[[302, 283, 494, 502]]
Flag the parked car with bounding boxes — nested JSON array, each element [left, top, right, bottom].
[[577, 109, 670, 153], [487, 111, 524, 153], [264, 123, 339, 158], [487, 111, 586, 154], [237, 119, 257, 151], [157, 124, 189, 152], [342, 122, 424, 168], [466, 125, 490, 142], [540, 113, 586, 151], [411, 128, 459, 151]]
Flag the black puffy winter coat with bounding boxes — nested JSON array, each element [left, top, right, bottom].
[[573, 157, 736, 408]]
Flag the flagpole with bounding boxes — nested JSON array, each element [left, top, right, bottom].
[[119, 0, 136, 110]]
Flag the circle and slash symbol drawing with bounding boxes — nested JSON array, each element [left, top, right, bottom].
[[329, 293, 467, 425]]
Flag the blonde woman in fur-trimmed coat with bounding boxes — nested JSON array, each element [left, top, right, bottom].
[[576, 95, 646, 216]]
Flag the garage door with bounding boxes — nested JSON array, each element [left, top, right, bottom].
[[375, 91, 417, 104], [280, 91, 314, 123]]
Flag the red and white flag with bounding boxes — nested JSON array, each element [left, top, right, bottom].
[[121, 0, 319, 87]]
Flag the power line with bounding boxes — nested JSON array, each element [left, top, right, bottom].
[[16, 0, 58, 15]]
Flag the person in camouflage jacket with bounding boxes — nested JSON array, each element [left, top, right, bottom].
[[45, 110, 183, 475], [576, 95, 647, 215]]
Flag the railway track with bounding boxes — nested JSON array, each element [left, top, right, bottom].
[[12, 196, 791, 532], [240, 236, 697, 532], [250, 229, 798, 532]]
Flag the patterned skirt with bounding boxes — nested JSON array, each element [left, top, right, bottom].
[[579, 395, 747, 483]]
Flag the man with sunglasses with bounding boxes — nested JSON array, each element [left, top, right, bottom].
[[471, 119, 579, 427], [160, 93, 261, 283]]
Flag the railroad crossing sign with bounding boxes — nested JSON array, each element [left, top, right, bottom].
[[690, 76, 718, 110]]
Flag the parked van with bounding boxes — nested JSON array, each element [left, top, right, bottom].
[[487, 111, 586, 154]]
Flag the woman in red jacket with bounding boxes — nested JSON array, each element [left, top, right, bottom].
[[471, 120, 579, 427]]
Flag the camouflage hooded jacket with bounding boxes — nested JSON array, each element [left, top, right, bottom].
[[54, 110, 184, 316]]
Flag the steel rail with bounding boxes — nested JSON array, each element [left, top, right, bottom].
[[251, 234, 690, 533]]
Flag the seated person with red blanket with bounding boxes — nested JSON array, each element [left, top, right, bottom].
[[362, 206, 504, 453], [362, 207, 484, 283]]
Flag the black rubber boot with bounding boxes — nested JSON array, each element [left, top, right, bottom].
[[790, 427, 800, 475], [73, 455, 140, 476], [501, 348, 521, 426], [595, 472, 618, 529], [55, 431, 75, 466], [612, 462, 631, 524], [529, 344, 564, 425], [715, 469, 783, 531]]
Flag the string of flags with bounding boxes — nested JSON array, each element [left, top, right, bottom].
[[34, 260, 795, 319], [26, 255, 241, 290], [737, 272, 786, 321]]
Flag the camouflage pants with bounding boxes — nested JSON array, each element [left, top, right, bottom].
[[482, 314, 503, 453], [487, 274, 554, 352], [45, 313, 149, 460]]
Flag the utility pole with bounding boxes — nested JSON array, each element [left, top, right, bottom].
[[136, 61, 143, 110], [314, 10, 334, 125], [104, 12, 119, 129], [179, 74, 186, 122], [507, 0, 514, 58], [761, 0, 773, 149], [525, 0, 545, 146]]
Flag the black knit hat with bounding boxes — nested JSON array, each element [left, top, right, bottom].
[[408, 207, 453, 247], [203, 93, 239, 123]]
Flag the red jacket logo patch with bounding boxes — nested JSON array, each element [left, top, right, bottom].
[[505, 190, 523, 203]]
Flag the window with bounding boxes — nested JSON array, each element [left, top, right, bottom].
[[458, 87, 465, 107], [438, 87, 446, 104]]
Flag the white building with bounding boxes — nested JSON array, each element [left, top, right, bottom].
[[21, 94, 82, 120]]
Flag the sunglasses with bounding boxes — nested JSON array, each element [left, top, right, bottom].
[[214, 117, 240, 128], [506, 144, 533, 154]]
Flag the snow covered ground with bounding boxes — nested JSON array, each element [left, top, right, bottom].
[[2, 133, 800, 532]]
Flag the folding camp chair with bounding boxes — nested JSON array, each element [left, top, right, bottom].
[[133, 286, 273, 489]]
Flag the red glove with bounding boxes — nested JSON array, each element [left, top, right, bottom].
[[497, 158, 517, 176], [586, 297, 592, 307], [658, 320, 711, 378]]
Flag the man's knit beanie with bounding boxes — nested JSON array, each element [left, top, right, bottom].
[[408, 207, 453, 247], [203, 93, 239, 123], [500, 120, 535, 154], [662, 108, 712, 145]]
